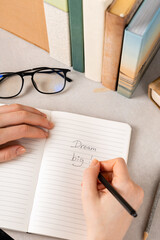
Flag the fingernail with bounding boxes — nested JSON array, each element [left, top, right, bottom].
[[16, 147, 26, 156], [42, 113, 47, 118], [48, 121, 54, 128], [89, 159, 99, 168]]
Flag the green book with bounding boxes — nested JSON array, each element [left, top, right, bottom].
[[44, 0, 68, 12], [68, 0, 84, 72]]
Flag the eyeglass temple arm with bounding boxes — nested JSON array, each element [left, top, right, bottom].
[[56, 72, 73, 82]]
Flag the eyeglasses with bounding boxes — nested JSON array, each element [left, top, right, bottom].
[[0, 67, 72, 98]]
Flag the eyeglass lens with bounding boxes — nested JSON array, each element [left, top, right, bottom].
[[33, 70, 65, 93], [0, 75, 22, 98]]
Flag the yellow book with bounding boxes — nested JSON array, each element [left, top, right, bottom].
[[110, 0, 140, 16]]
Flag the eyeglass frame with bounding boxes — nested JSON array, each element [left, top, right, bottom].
[[0, 67, 72, 99]]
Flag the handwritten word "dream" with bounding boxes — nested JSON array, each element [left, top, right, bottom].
[[71, 140, 96, 152]]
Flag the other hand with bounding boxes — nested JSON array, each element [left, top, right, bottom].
[[0, 104, 54, 162]]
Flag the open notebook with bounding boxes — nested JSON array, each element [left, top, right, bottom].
[[0, 110, 132, 240]]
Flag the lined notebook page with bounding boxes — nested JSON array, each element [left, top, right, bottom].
[[0, 110, 51, 232], [29, 111, 131, 240]]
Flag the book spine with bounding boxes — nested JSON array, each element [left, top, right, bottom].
[[120, 31, 142, 78], [117, 77, 139, 98], [68, 0, 84, 72], [101, 12, 126, 90], [117, 31, 142, 97], [44, 2, 71, 66], [83, 0, 113, 82]]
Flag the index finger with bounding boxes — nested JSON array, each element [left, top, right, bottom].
[[100, 158, 130, 180], [0, 104, 47, 117]]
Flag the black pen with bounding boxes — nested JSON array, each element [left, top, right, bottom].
[[98, 173, 137, 217]]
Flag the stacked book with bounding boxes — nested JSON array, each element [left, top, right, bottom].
[[117, 0, 160, 97], [101, 0, 160, 97], [0, 0, 159, 97]]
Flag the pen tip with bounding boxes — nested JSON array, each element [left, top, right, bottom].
[[131, 210, 137, 217], [144, 232, 148, 240]]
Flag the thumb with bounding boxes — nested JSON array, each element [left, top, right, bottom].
[[82, 159, 100, 201], [0, 145, 26, 163]]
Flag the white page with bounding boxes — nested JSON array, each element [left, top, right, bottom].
[[29, 111, 131, 240], [0, 110, 51, 232]]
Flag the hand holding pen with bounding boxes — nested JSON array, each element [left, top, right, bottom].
[[81, 158, 144, 240]]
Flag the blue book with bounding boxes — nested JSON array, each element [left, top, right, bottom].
[[117, 0, 160, 98]]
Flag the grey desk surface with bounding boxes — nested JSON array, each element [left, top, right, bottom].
[[0, 28, 160, 240]]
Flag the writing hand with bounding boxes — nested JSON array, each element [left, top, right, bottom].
[[81, 158, 144, 240], [0, 104, 54, 162]]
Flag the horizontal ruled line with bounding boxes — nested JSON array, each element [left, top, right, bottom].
[[31, 221, 86, 236]]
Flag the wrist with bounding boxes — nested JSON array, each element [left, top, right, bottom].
[[88, 235, 123, 240], [88, 235, 106, 240], [87, 227, 124, 240], [88, 231, 107, 240]]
